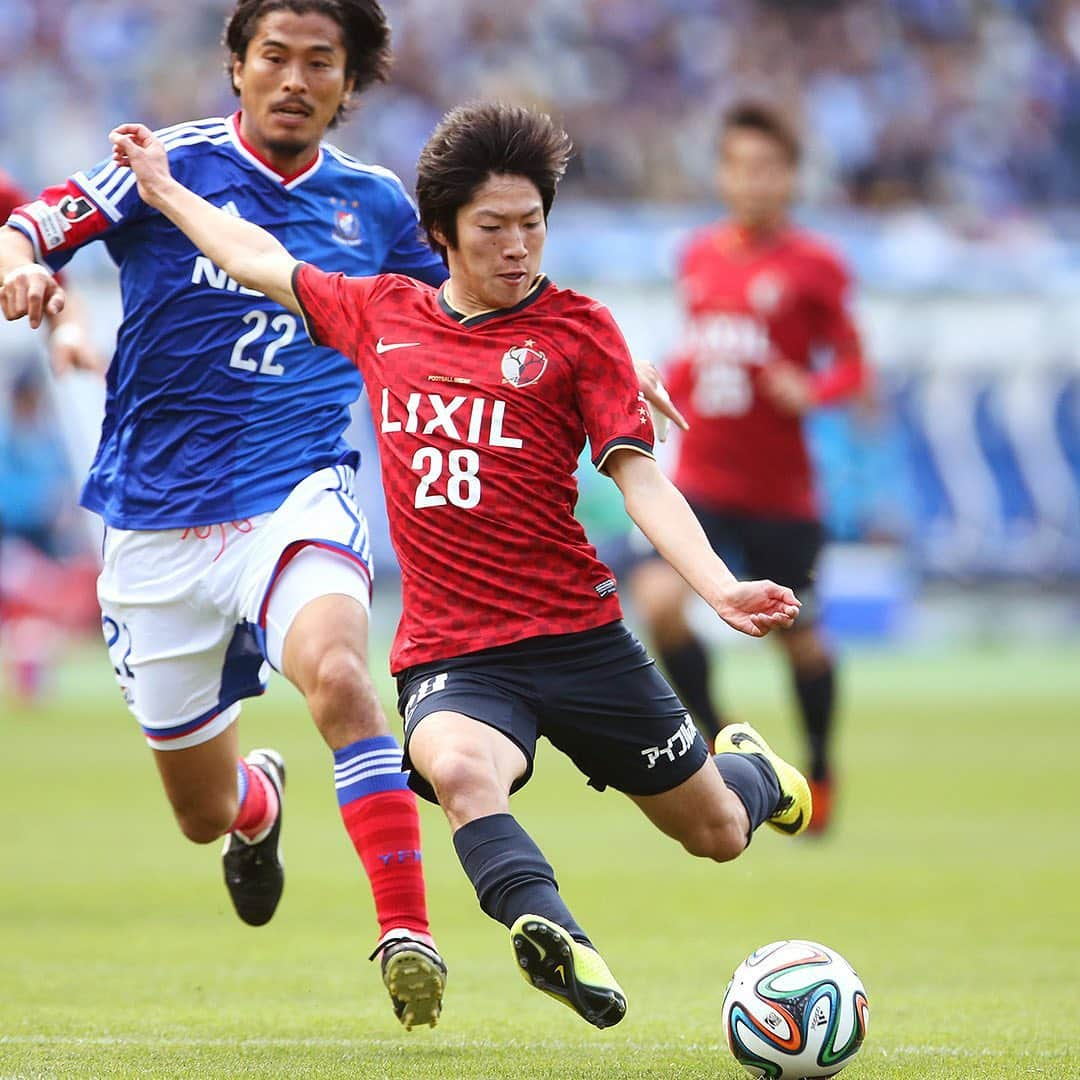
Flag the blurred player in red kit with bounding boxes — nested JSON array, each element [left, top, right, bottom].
[[0, 170, 100, 701], [0, 169, 99, 375], [107, 101, 813, 1028], [630, 103, 869, 834]]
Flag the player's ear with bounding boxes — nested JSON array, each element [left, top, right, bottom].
[[231, 56, 244, 95], [429, 224, 450, 251]]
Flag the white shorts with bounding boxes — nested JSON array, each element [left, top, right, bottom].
[[97, 464, 373, 750]]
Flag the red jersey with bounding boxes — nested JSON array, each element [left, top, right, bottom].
[[293, 266, 655, 673], [666, 223, 865, 520], [1, 168, 65, 285], [0, 169, 27, 221]]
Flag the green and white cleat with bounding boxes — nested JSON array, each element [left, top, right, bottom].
[[716, 722, 813, 837], [510, 914, 627, 1029]]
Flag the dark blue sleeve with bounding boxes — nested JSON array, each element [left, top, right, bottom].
[[380, 190, 448, 287]]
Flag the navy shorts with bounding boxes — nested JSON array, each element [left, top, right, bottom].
[[395, 620, 710, 805], [690, 504, 824, 601]]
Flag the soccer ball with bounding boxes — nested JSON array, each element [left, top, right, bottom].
[[721, 940, 869, 1079]]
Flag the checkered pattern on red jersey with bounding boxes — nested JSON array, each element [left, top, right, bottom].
[[293, 265, 655, 673], [665, 223, 864, 520]]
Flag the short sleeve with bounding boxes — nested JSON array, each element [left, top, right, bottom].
[[573, 302, 656, 472], [380, 185, 448, 287], [291, 262, 381, 361], [6, 169, 143, 272]]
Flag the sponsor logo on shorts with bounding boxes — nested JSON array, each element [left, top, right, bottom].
[[641, 713, 696, 769], [404, 671, 449, 725]]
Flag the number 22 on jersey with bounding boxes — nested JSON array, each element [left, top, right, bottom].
[[229, 308, 297, 376]]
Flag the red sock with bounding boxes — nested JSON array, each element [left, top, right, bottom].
[[341, 788, 430, 938], [231, 759, 277, 841]]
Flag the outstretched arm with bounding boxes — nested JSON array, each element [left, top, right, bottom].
[[109, 123, 300, 314], [606, 450, 800, 638]]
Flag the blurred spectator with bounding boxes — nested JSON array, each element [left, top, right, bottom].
[[0, 365, 73, 555], [0, 362, 99, 701], [3, 1, 1080, 215]]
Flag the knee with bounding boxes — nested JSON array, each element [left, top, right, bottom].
[[302, 646, 385, 740], [630, 567, 689, 644], [780, 626, 831, 673], [679, 818, 746, 863], [173, 798, 237, 844], [424, 747, 504, 820], [306, 645, 371, 701]]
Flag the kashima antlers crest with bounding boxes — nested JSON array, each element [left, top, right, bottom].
[[500, 340, 548, 387]]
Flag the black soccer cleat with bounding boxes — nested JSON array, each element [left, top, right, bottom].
[[222, 748, 285, 927], [511, 914, 627, 1029], [370, 931, 447, 1030]]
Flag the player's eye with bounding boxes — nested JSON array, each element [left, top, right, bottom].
[[479, 225, 500, 232]]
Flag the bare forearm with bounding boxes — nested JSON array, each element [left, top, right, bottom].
[[620, 464, 736, 606], [0, 225, 36, 274], [146, 178, 298, 312]]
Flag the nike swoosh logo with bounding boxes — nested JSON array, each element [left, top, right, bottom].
[[376, 338, 422, 354], [772, 809, 804, 834]]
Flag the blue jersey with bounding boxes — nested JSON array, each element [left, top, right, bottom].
[[7, 113, 448, 529]]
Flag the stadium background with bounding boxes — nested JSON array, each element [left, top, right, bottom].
[[3, 0, 1079, 634], [1, 2, 1078, 1077]]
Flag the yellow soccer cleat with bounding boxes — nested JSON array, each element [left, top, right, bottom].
[[717, 722, 813, 837], [510, 915, 627, 1029]]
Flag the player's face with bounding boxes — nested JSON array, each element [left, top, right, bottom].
[[717, 128, 796, 231], [442, 175, 547, 314], [232, 10, 354, 172]]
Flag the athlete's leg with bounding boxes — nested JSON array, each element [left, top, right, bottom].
[[277, 585, 432, 936], [776, 623, 836, 830], [628, 556, 724, 742], [751, 516, 837, 828], [266, 547, 442, 1026], [152, 722, 241, 843], [628, 756, 750, 862], [408, 709, 625, 1028], [630, 725, 809, 856]]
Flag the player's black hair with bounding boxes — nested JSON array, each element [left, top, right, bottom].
[[721, 101, 802, 164], [416, 102, 573, 262], [224, 0, 392, 127]]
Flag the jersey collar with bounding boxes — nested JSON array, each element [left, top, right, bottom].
[[438, 274, 552, 328], [721, 220, 792, 254], [228, 112, 323, 189]]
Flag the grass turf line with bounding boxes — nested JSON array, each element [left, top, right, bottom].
[[1, 640, 1077, 1078]]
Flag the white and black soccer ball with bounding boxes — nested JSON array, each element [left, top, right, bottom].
[[721, 940, 869, 1079]]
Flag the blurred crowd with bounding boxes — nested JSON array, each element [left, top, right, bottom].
[[2, 0, 1080, 213]]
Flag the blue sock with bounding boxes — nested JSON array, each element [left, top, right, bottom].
[[333, 734, 410, 804], [452, 813, 590, 946], [714, 752, 781, 841]]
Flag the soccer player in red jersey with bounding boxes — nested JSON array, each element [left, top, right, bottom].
[[0, 169, 99, 374], [629, 103, 869, 834], [107, 101, 813, 1029]]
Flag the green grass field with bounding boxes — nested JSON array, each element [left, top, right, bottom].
[[2, 635, 1078, 1078]]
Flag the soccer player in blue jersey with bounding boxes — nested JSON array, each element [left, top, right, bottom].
[[0, 0, 449, 1030]]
